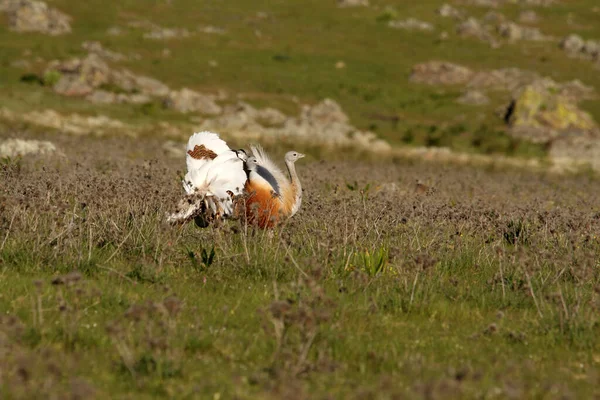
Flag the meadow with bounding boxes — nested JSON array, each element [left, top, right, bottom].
[[2, 0, 600, 398], [1, 134, 600, 398]]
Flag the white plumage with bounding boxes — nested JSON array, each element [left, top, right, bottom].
[[167, 131, 246, 224], [168, 131, 305, 228]]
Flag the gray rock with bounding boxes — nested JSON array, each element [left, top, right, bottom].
[[410, 61, 474, 85], [143, 27, 191, 40], [437, 4, 463, 19], [82, 41, 127, 62], [337, 0, 369, 7], [388, 18, 434, 31], [2, 0, 71, 35], [255, 107, 287, 126], [497, 22, 548, 41], [560, 34, 585, 53], [456, 17, 496, 45], [457, 90, 490, 105], [163, 88, 222, 115], [47, 54, 111, 96], [583, 40, 600, 58], [0, 138, 56, 158]]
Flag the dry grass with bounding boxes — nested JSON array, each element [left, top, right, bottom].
[[1, 131, 600, 398]]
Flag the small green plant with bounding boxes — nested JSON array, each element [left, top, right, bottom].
[[356, 247, 389, 276], [43, 70, 62, 87], [186, 246, 215, 272], [376, 7, 398, 23]]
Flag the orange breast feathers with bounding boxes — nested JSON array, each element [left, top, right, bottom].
[[244, 179, 284, 228]]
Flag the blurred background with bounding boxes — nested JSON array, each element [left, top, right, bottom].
[[1, 0, 599, 170]]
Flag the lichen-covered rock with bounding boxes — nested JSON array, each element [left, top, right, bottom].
[[2, 0, 71, 35], [163, 88, 222, 115], [410, 61, 474, 85], [505, 80, 599, 143], [0, 138, 56, 158]]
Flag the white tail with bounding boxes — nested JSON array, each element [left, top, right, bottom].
[[168, 132, 246, 224]]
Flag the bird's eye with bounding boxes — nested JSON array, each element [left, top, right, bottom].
[[293, 153, 297, 156]]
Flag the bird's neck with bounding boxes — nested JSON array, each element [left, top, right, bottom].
[[285, 160, 302, 214]]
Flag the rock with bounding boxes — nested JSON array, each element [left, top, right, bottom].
[[200, 98, 390, 152], [85, 90, 116, 104], [163, 88, 222, 115], [388, 18, 434, 31], [304, 98, 350, 125], [437, 4, 463, 19], [518, 10, 538, 23], [2, 0, 71, 35], [143, 27, 191, 40], [198, 25, 226, 35], [337, 0, 369, 7], [254, 107, 287, 126], [335, 60, 346, 69], [456, 17, 496, 45], [583, 40, 600, 58], [46, 54, 111, 96], [497, 22, 548, 41], [200, 102, 263, 132], [410, 61, 474, 85], [457, 90, 490, 105], [82, 41, 128, 62], [110, 69, 170, 97], [550, 137, 600, 172], [0, 138, 56, 158], [85, 90, 151, 105], [560, 34, 585, 54], [504, 80, 599, 143], [468, 68, 541, 92]]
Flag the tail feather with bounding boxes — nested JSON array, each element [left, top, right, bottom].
[[170, 132, 247, 225]]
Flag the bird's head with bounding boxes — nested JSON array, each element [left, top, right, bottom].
[[285, 151, 305, 163], [245, 156, 260, 171]]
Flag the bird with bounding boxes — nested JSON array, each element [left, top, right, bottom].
[[167, 131, 305, 228], [244, 147, 305, 228], [167, 131, 247, 226]]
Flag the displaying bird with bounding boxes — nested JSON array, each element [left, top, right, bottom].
[[244, 147, 305, 228], [167, 131, 305, 228], [167, 131, 247, 226]]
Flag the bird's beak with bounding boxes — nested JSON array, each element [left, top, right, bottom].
[[298, 153, 305, 159]]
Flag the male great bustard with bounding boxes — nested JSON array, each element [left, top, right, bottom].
[[167, 131, 305, 228]]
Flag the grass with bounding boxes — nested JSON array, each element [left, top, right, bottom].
[[1, 133, 600, 397], [2, 0, 600, 397]]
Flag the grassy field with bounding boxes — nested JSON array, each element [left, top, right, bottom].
[[1, 132, 600, 398], [2, 0, 600, 398]]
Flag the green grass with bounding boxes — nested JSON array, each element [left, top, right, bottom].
[[2, 1, 600, 397], [1, 143, 600, 397]]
